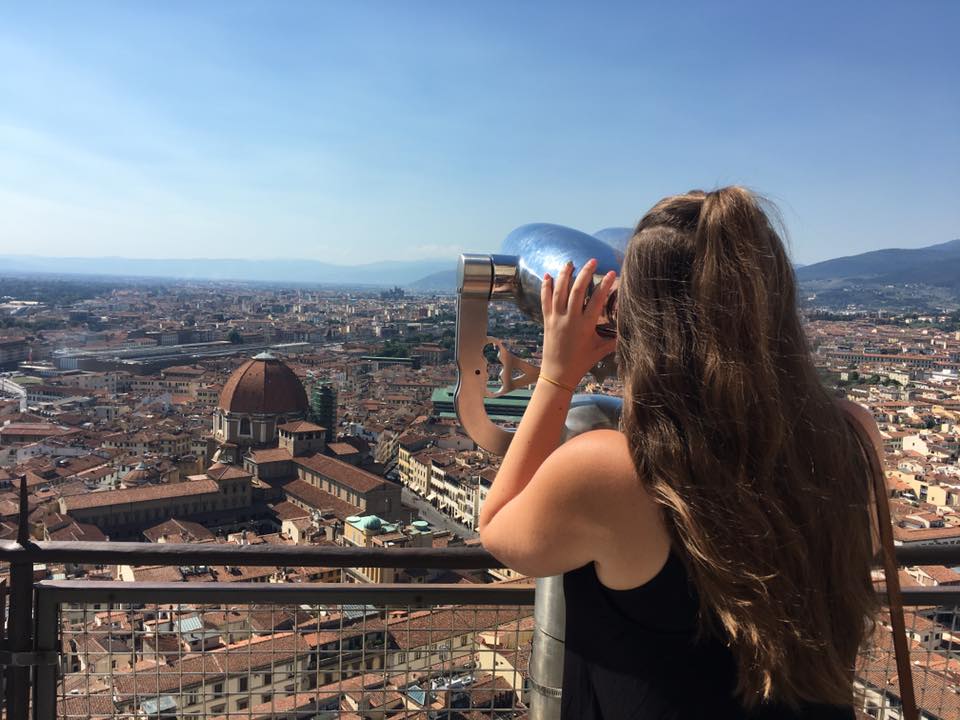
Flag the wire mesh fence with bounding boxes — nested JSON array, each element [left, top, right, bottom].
[[54, 598, 532, 719], [47, 597, 960, 720], [854, 604, 960, 720], [2, 537, 959, 720]]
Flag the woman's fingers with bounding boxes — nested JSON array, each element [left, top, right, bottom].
[[540, 273, 553, 318], [553, 261, 574, 314], [569, 258, 597, 315], [586, 270, 617, 320]]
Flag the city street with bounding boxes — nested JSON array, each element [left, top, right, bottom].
[[401, 488, 478, 539]]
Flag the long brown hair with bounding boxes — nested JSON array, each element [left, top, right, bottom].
[[616, 186, 877, 709]]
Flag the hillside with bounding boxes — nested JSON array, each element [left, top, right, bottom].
[[0, 255, 454, 286], [407, 269, 457, 292], [797, 239, 960, 287]]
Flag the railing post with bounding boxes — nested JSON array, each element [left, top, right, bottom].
[[6, 476, 34, 720], [529, 575, 565, 719], [33, 590, 58, 720]]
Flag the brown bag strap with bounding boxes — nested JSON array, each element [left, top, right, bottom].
[[842, 409, 918, 720]]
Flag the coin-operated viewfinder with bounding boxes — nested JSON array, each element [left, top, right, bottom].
[[454, 223, 633, 456]]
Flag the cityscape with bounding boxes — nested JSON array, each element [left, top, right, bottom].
[[0, 268, 957, 717], [1, 2, 956, 718]]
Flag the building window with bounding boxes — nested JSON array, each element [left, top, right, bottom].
[[213, 682, 224, 698], [236, 698, 248, 711], [262, 672, 272, 685], [240, 417, 251, 435], [211, 704, 225, 714], [261, 693, 272, 703], [238, 677, 248, 692]]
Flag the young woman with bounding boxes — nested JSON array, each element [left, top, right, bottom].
[[478, 187, 881, 719]]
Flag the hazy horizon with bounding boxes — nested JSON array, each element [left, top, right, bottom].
[[1, 2, 957, 266], [4, 236, 959, 267]]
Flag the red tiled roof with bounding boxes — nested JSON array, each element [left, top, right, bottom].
[[0, 423, 69, 438], [893, 524, 960, 543], [278, 420, 325, 433], [63, 479, 219, 511], [294, 454, 386, 493], [218, 355, 309, 415], [143, 517, 216, 543], [272, 500, 310, 521], [205, 463, 252, 481], [282, 479, 361, 519], [162, 365, 206, 376], [913, 565, 960, 585], [247, 447, 293, 464], [48, 520, 107, 542]]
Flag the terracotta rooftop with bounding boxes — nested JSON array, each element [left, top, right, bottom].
[[0, 423, 70, 438], [327, 442, 359, 456], [218, 355, 309, 415], [281, 479, 361, 519], [143, 517, 216, 543], [247, 447, 293, 464], [205, 463, 252, 481], [162, 365, 206, 376], [294, 453, 387, 493], [278, 420, 325, 433], [62, 479, 219, 511], [273, 500, 310, 521], [893, 524, 960, 543]]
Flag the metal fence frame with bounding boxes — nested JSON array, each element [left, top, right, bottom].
[[0, 538, 525, 720], [34, 580, 537, 720], [3, 537, 960, 719]]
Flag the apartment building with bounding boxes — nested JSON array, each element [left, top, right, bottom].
[[294, 453, 402, 520], [107, 626, 387, 719], [341, 514, 435, 583]]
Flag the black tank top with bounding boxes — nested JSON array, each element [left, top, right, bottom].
[[561, 552, 856, 720]]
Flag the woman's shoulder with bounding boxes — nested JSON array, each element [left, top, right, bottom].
[[559, 429, 636, 484], [568, 427, 629, 449], [553, 429, 657, 513], [560, 430, 672, 588]]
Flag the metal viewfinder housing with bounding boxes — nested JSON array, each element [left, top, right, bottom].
[[454, 224, 628, 455]]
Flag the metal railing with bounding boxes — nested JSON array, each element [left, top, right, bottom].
[[2, 519, 960, 718], [42, 583, 534, 719], [0, 539, 534, 720]]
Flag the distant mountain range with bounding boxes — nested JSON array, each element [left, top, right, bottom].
[[0, 254, 457, 288], [3, 239, 958, 292], [408, 269, 457, 291], [796, 238, 960, 288], [408, 240, 960, 293]]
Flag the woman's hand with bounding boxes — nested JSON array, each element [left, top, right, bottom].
[[540, 258, 618, 389]]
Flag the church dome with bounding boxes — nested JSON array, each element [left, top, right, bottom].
[[358, 516, 382, 531], [218, 352, 309, 415], [122, 461, 153, 486]]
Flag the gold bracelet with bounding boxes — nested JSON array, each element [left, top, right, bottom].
[[538, 373, 575, 393]]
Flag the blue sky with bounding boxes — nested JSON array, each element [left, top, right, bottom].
[[0, 1, 957, 265]]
